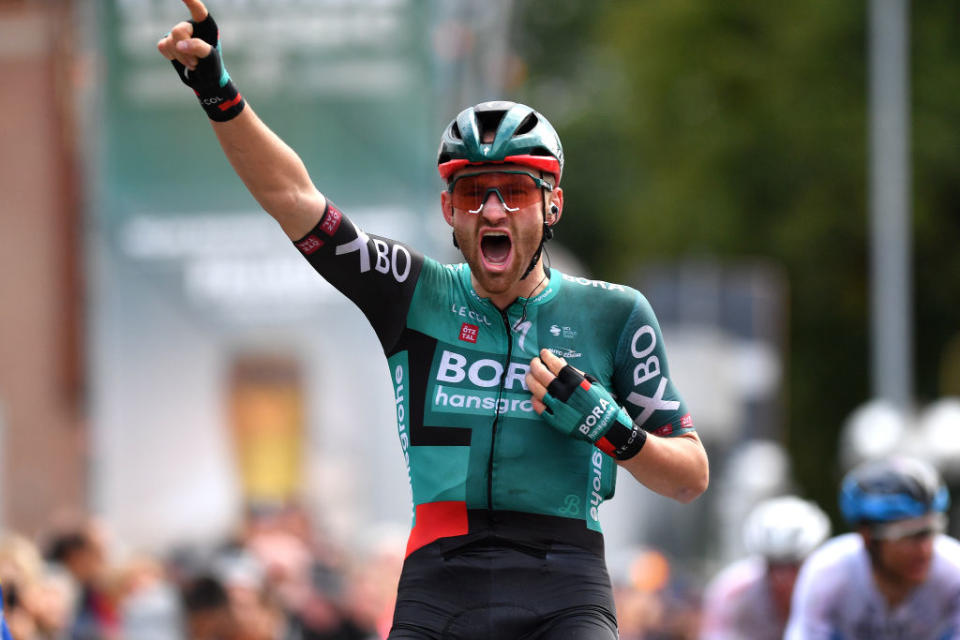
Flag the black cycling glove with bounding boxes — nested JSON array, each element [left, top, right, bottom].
[[170, 13, 245, 122]]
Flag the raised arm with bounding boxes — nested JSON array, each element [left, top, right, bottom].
[[156, 0, 324, 239]]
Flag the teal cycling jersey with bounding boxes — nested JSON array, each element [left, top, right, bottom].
[[294, 202, 694, 557]]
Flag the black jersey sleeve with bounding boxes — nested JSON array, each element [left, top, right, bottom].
[[292, 200, 425, 352]]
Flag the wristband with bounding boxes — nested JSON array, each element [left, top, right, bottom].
[[598, 415, 646, 461], [169, 14, 245, 122], [540, 364, 647, 460]]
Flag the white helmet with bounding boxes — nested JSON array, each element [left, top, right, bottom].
[[743, 496, 831, 563]]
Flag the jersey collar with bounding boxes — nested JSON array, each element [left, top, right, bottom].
[[459, 264, 562, 310]]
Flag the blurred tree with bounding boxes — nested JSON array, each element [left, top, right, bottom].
[[912, 4, 960, 400], [511, 1, 960, 521]]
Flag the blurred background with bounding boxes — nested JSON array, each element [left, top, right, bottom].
[[1, 0, 959, 638]]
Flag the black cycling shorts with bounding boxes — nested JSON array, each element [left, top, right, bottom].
[[387, 535, 618, 640]]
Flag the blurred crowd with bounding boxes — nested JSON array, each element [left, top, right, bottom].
[[4, 478, 953, 640], [0, 501, 709, 640], [0, 503, 404, 640]]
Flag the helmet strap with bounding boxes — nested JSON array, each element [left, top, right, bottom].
[[520, 233, 545, 280], [521, 197, 554, 280]]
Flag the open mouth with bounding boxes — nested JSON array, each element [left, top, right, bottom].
[[480, 232, 512, 267]]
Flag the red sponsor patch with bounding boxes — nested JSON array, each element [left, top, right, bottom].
[[681, 414, 694, 430], [319, 205, 343, 236], [294, 234, 324, 255], [459, 323, 479, 343], [653, 423, 674, 437]]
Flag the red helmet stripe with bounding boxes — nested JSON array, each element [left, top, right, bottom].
[[438, 155, 561, 182], [503, 155, 560, 178], [437, 159, 472, 181]]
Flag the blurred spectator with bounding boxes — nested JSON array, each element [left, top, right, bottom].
[[612, 550, 668, 639], [4, 582, 37, 640], [162, 500, 403, 640], [115, 553, 180, 640], [0, 533, 49, 640], [181, 575, 237, 640], [611, 547, 701, 640], [700, 496, 830, 640], [20, 567, 75, 639], [336, 533, 403, 640], [45, 519, 119, 640]]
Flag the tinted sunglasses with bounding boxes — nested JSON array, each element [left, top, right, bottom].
[[447, 170, 553, 213]]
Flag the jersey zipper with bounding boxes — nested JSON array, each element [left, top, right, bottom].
[[487, 307, 514, 511]]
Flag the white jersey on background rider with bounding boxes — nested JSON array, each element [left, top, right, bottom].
[[699, 556, 784, 640], [785, 533, 960, 640]]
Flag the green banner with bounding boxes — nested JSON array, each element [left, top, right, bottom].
[[100, 0, 438, 220]]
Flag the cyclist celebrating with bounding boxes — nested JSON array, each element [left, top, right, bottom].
[[699, 496, 830, 640], [785, 456, 960, 639], [158, 2, 708, 637]]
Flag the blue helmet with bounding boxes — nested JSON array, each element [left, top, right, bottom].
[[839, 456, 950, 526]]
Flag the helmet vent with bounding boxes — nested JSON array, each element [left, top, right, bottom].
[[476, 110, 507, 140], [450, 122, 462, 141], [515, 113, 538, 135]]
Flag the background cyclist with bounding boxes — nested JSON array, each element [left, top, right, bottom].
[[785, 456, 960, 639]]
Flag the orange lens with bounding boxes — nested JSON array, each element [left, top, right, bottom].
[[450, 172, 544, 212]]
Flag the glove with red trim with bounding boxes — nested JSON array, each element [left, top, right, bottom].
[[540, 364, 647, 460], [169, 13, 245, 122]]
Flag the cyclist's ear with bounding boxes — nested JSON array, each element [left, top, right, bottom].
[[441, 190, 455, 226], [547, 188, 563, 225]]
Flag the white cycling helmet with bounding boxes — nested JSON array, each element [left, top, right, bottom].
[[743, 495, 831, 563]]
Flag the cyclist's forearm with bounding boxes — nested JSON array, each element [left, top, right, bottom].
[[212, 106, 325, 239], [618, 431, 708, 503]]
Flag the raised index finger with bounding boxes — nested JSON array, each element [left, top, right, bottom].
[[182, 0, 209, 22]]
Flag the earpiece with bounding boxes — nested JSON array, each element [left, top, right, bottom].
[[545, 203, 559, 240]]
